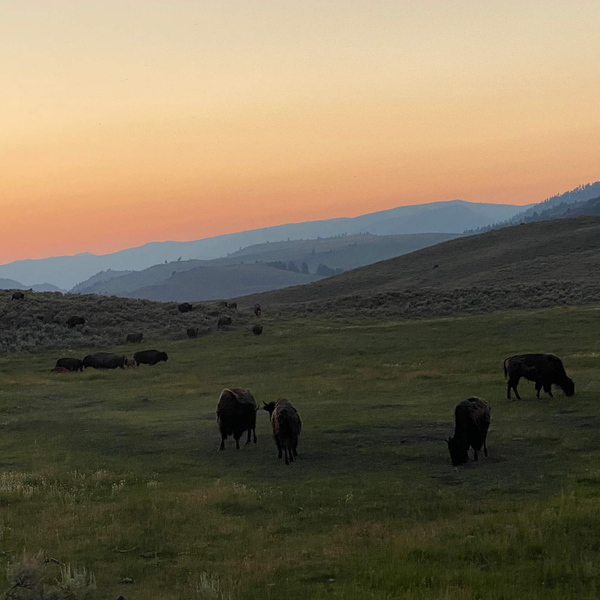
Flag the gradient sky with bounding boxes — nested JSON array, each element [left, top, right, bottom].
[[1, 0, 599, 264]]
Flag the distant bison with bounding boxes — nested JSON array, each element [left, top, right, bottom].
[[11, 291, 24, 300], [126, 332, 144, 343], [253, 303, 262, 317], [447, 397, 490, 466], [51, 367, 71, 374], [187, 327, 199, 338], [178, 302, 193, 313], [263, 398, 302, 465], [134, 349, 168, 366], [67, 316, 85, 328], [125, 358, 137, 368], [218, 316, 232, 329], [216, 388, 258, 450], [218, 301, 228, 308], [504, 353, 574, 400], [228, 302, 237, 310], [83, 352, 127, 370], [252, 324, 263, 336], [55, 357, 84, 372]]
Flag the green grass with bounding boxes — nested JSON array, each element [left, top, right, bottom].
[[1, 305, 600, 598]]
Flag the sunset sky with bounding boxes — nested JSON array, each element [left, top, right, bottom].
[[1, 0, 599, 264]]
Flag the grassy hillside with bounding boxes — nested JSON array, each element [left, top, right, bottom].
[[245, 216, 600, 312], [127, 263, 321, 302], [0, 306, 599, 598], [0, 290, 250, 353]]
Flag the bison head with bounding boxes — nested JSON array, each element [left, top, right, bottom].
[[561, 377, 575, 397], [262, 401, 276, 416], [447, 437, 468, 466]]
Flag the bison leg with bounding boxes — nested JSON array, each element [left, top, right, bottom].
[[544, 383, 553, 397], [283, 447, 290, 465], [219, 436, 226, 451], [508, 377, 521, 400], [473, 448, 479, 461], [234, 434, 241, 450], [535, 380, 542, 399], [275, 436, 282, 459], [245, 429, 252, 445]]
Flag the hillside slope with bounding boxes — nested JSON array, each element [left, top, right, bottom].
[[127, 263, 322, 302], [244, 216, 600, 311]]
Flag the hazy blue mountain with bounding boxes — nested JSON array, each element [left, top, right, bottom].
[[0, 199, 527, 289], [0, 278, 25, 290]]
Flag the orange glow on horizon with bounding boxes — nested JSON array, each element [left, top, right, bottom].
[[1, 0, 599, 264]]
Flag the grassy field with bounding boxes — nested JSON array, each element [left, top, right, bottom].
[[1, 306, 600, 598]]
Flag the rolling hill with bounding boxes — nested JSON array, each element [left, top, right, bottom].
[[243, 216, 600, 317], [0, 199, 526, 289], [73, 232, 459, 298]]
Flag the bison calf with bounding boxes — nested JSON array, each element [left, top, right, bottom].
[[55, 357, 84, 372], [216, 388, 258, 450], [253, 303, 262, 317], [263, 398, 302, 465], [126, 332, 143, 343], [447, 397, 490, 466], [504, 353, 574, 400], [252, 324, 263, 336], [67, 316, 85, 328]]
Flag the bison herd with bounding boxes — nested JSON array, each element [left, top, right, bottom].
[[52, 349, 169, 372]]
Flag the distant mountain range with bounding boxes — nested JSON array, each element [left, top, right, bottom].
[[72, 232, 459, 301], [0, 199, 526, 290], [0, 279, 64, 293]]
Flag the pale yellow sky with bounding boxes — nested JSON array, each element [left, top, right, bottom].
[[1, 0, 599, 262]]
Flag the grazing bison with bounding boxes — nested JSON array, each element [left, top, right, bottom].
[[11, 291, 25, 300], [228, 302, 237, 310], [67, 316, 85, 328], [125, 358, 137, 368], [263, 398, 302, 465], [55, 357, 84, 372], [82, 352, 127, 370], [218, 316, 232, 329], [252, 324, 263, 336], [216, 388, 258, 450], [187, 327, 199, 338], [447, 397, 491, 466], [126, 332, 143, 343], [504, 353, 574, 400], [134, 349, 168, 366], [178, 302, 193, 313], [51, 366, 71, 374], [253, 303, 262, 317]]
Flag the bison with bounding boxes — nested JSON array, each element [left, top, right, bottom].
[[447, 397, 490, 466], [187, 327, 199, 338], [178, 302, 193, 313], [216, 388, 258, 450], [252, 324, 263, 336], [82, 352, 127, 370], [11, 291, 25, 300], [134, 349, 168, 366], [126, 332, 143, 343], [504, 353, 574, 400], [228, 302, 238, 310], [55, 357, 84, 372], [218, 316, 232, 329], [253, 303, 262, 317], [263, 398, 302, 465], [67, 316, 85, 328]]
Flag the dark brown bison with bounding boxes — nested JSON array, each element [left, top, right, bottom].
[[263, 398, 302, 465], [504, 354, 574, 400], [218, 316, 232, 329], [126, 332, 144, 343], [178, 302, 193, 313], [55, 357, 84, 372], [253, 303, 262, 317], [252, 324, 263, 336], [187, 327, 199, 338], [67, 316, 85, 328], [51, 366, 71, 374], [11, 291, 25, 300], [228, 302, 237, 310], [447, 397, 490, 466], [82, 352, 127, 370], [216, 388, 258, 450], [134, 349, 168, 366]]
